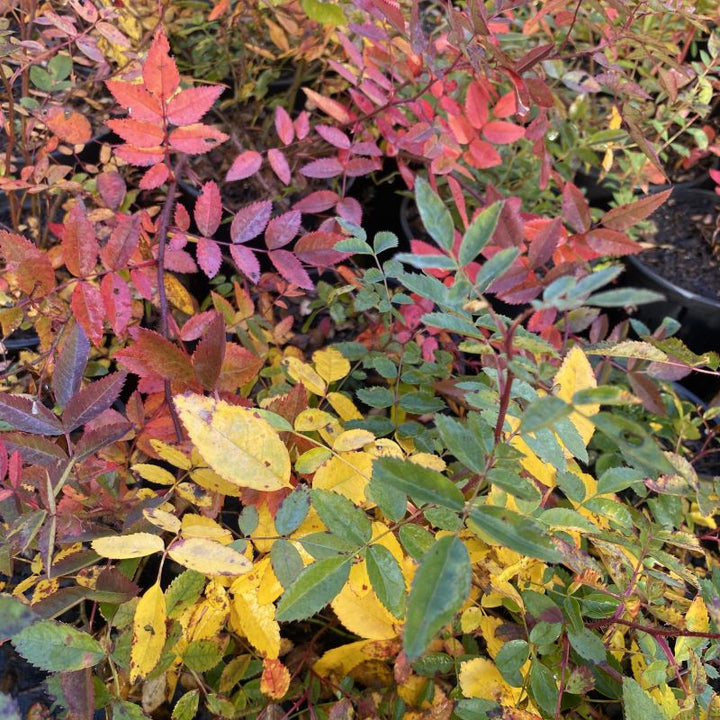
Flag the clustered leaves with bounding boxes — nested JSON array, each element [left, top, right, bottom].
[[1, 2, 720, 720]]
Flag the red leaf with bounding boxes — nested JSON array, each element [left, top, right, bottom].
[[163, 248, 198, 273], [105, 81, 163, 121], [294, 111, 310, 140], [115, 144, 165, 167], [101, 272, 132, 336], [197, 237, 222, 278], [231, 201, 272, 244], [335, 197, 362, 225], [0, 230, 55, 297], [493, 91, 516, 119], [195, 181, 222, 237], [293, 191, 338, 213], [175, 202, 191, 231], [106, 118, 164, 146], [101, 213, 140, 271], [562, 182, 591, 234], [294, 231, 350, 268], [180, 310, 218, 342], [168, 124, 228, 155], [482, 120, 525, 144], [601, 189, 672, 231], [192, 314, 226, 391], [586, 228, 641, 256], [63, 371, 127, 432], [63, 199, 97, 277], [316, 125, 351, 149], [230, 245, 261, 284], [527, 217, 562, 267], [226, 150, 263, 182], [269, 249, 314, 290], [130, 268, 154, 300], [97, 171, 126, 210], [274, 106, 294, 146], [300, 157, 344, 179], [143, 27, 180, 102], [208, 0, 230, 20], [267, 148, 291, 186], [115, 328, 195, 384], [303, 88, 354, 124], [72, 281, 104, 346], [345, 157, 380, 177], [465, 82, 489, 129], [139, 163, 170, 190], [265, 210, 301, 250], [465, 139, 501, 169], [218, 343, 264, 392], [166, 85, 224, 125]]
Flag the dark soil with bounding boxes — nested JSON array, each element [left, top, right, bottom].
[[637, 192, 720, 299]]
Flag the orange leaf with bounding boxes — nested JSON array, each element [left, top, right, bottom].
[[143, 27, 180, 102], [260, 658, 290, 700], [44, 108, 92, 145]]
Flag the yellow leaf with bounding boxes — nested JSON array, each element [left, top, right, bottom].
[[294, 408, 337, 432], [331, 574, 398, 640], [478, 615, 504, 659], [260, 657, 291, 700], [459, 658, 518, 703], [132, 463, 176, 486], [364, 438, 404, 459], [176, 481, 214, 508], [149, 440, 192, 470], [461, 607, 483, 634], [179, 584, 229, 642], [168, 538, 252, 576], [409, 453, 447, 472], [131, 582, 166, 683], [174, 393, 292, 492], [181, 515, 233, 544], [251, 503, 277, 554], [191, 467, 243, 497], [313, 639, 401, 680], [326, 391, 362, 421], [233, 588, 281, 658], [92, 532, 164, 559], [333, 429, 375, 452], [312, 347, 350, 384], [164, 274, 197, 315], [313, 451, 373, 504], [675, 596, 709, 662], [283, 356, 327, 396], [553, 346, 599, 447], [143, 508, 181, 534]]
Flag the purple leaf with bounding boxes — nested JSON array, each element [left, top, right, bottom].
[[74, 422, 132, 462], [63, 372, 127, 432], [231, 201, 272, 244], [0, 395, 64, 435], [3, 432, 68, 466], [52, 322, 90, 408]]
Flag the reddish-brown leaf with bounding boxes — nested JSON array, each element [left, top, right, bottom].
[[101, 213, 141, 270], [72, 281, 105, 347], [101, 272, 133, 336], [63, 199, 98, 277], [493, 91, 516, 119], [63, 371, 127, 432], [303, 88, 354, 125], [601, 189, 672, 231], [168, 124, 228, 155], [97, 171, 126, 210], [194, 181, 222, 237], [265, 211, 301, 250], [269, 249, 313, 290], [74, 421, 133, 462], [192, 314, 226, 391], [345, 157, 380, 177], [180, 310, 218, 342], [527, 217, 562, 268], [166, 85, 224, 125], [260, 658, 290, 701], [143, 27, 180, 102], [3, 432, 67, 466], [0, 230, 55, 297], [217, 343, 264, 392], [105, 81, 163, 121], [226, 150, 263, 182], [274, 106, 295, 146], [294, 231, 350, 268], [231, 201, 272, 244], [163, 249, 198, 274], [53, 322, 90, 408], [44, 108, 92, 145], [130, 268, 154, 300], [115, 144, 165, 167], [586, 228, 641, 256], [300, 158, 344, 179], [106, 118, 164, 147], [139, 163, 170, 190], [197, 237, 222, 279], [230, 245, 261, 284], [267, 148, 291, 186], [482, 120, 525, 144], [562, 182, 591, 234], [115, 329, 195, 384]]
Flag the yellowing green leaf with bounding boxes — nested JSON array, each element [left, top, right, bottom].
[[233, 588, 281, 659], [283, 356, 326, 395], [333, 429, 375, 452], [168, 538, 252, 576], [91, 532, 164, 559], [132, 463, 176, 486], [554, 346, 599, 447], [150, 440, 192, 470], [143, 508, 181, 534], [130, 582, 166, 683], [312, 347, 350, 384], [675, 596, 709, 663], [174, 393, 291, 492]]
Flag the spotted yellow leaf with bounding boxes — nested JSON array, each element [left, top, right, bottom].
[[459, 657, 518, 703], [181, 515, 234, 544], [174, 393, 291, 492], [149, 440, 192, 470], [92, 532, 164, 559], [333, 429, 375, 452], [326, 391, 362, 421], [143, 508, 181, 534], [260, 657, 291, 700], [294, 408, 337, 432], [675, 596, 709, 663], [233, 588, 281, 659], [130, 582, 166, 683], [168, 538, 252, 576], [283, 357, 326, 396], [312, 347, 350, 384], [164, 274, 197, 315], [132, 463, 176, 486], [331, 569, 398, 640], [313, 451, 373, 504]]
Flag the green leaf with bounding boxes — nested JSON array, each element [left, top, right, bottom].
[[622, 677, 665, 720], [397, 271, 451, 307], [486, 468, 541, 502], [165, 570, 206, 619], [587, 287, 664, 307], [171, 691, 199, 720], [270, 539, 304, 588], [421, 312, 486, 339], [275, 486, 310, 535], [300, 0, 346, 24], [474, 247, 520, 294], [597, 466, 645, 494], [30, 66, 53, 91], [366, 544, 406, 619], [398, 391, 445, 414], [435, 414, 488, 475], [530, 662, 558, 715], [372, 457, 465, 511], [298, 532, 356, 559], [468, 506, 561, 562], [276, 557, 351, 622], [567, 628, 607, 663], [399, 524, 435, 560], [112, 700, 150, 720], [335, 237, 373, 254], [572, 386, 633, 405], [404, 536, 471, 661], [238, 505, 259, 535], [539, 508, 598, 533], [356, 386, 395, 409], [367, 479, 407, 522], [414, 177, 454, 252], [373, 231, 399, 254], [495, 639, 529, 687], [182, 639, 224, 672], [394, 253, 457, 271], [520, 395, 571, 434], [459, 201, 503, 266], [0, 594, 38, 641], [12, 620, 105, 671], [311, 489, 371, 547]]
